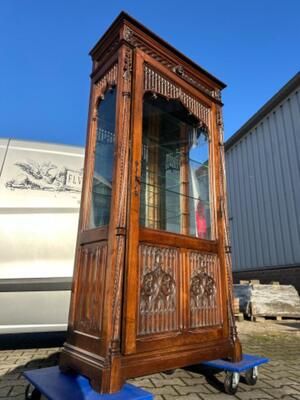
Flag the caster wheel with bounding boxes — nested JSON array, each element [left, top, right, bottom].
[[245, 366, 258, 385], [25, 384, 41, 400], [224, 371, 240, 395], [163, 369, 175, 375]]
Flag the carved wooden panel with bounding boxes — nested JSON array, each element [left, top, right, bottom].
[[189, 252, 222, 328], [95, 64, 118, 92], [138, 244, 179, 335], [144, 65, 210, 130], [74, 242, 107, 336]]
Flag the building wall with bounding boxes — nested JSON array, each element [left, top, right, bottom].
[[226, 84, 300, 273]]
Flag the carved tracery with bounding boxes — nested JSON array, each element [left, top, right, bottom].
[[140, 250, 176, 313], [93, 64, 118, 115], [190, 271, 216, 308], [144, 65, 210, 131], [189, 252, 222, 328], [138, 245, 178, 335]]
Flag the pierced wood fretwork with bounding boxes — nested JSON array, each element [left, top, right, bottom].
[[94, 64, 118, 101], [74, 242, 107, 336], [144, 65, 210, 130], [138, 245, 178, 335], [189, 252, 222, 328]]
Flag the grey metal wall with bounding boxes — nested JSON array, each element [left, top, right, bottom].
[[226, 85, 300, 271]]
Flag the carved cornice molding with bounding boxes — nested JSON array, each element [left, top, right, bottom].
[[123, 26, 221, 101], [93, 37, 120, 71]]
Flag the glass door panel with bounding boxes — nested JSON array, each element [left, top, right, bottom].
[[140, 93, 212, 239], [88, 87, 117, 229]]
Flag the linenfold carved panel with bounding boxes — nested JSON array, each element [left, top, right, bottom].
[[189, 252, 222, 328], [144, 65, 210, 130], [74, 242, 107, 336], [138, 245, 178, 335]]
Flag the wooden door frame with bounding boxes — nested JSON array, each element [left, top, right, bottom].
[[122, 49, 230, 355]]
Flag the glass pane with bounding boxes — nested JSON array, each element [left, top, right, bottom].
[[89, 87, 116, 229], [140, 93, 211, 239], [188, 130, 211, 239]]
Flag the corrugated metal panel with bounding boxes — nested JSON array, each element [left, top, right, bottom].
[[226, 85, 300, 271]]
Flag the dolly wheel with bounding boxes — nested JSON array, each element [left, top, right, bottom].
[[224, 371, 240, 395], [245, 366, 258, 385], [25, 384, 41, 400]]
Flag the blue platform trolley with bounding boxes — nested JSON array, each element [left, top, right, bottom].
[[23, 353, 269, 398], [201, 353, 269, 395]]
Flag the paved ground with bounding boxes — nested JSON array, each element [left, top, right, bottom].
[[0, 320, 299, 400]]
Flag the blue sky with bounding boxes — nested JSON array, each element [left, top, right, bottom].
[[0, 0, 299, 146]]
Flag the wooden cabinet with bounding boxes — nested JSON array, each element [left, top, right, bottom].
[[59, 12, 242, 394]]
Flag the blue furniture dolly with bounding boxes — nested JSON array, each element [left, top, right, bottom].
[[201, 353, 269, 395], [23, 366, 153, 400], [23, 354, 268, 398]]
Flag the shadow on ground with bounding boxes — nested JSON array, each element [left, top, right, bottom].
[[279, 322, 300, 330], [0, 332, 66, 351]]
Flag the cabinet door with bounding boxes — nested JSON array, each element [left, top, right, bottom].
[[67, 67, 118, 353], [123, 52, 229, 355]]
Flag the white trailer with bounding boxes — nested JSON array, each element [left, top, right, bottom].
[[0, 138, 84, 333]]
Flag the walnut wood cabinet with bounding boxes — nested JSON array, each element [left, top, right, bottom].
[[59, 12, 242, 393]]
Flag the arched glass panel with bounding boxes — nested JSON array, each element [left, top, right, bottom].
[[89, 87, 116, 229], [140, 93, 212, 239]]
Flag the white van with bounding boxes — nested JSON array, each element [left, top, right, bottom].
[[0, 138, 84, 333]]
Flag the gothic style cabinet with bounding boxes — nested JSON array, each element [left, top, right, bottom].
[[59, 12, 242, 394]]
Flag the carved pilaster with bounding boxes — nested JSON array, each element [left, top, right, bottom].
[[110, 46, 133, 346], [217, 105, 242, 361]]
